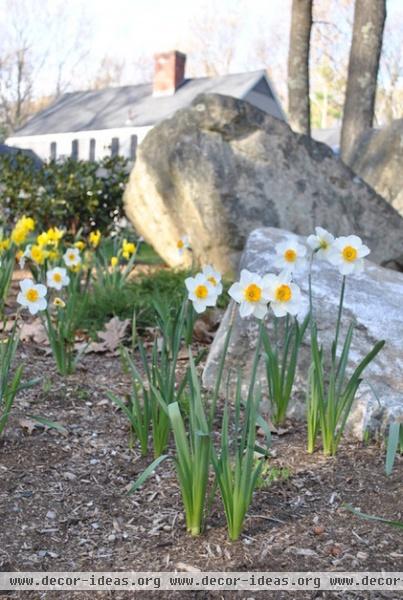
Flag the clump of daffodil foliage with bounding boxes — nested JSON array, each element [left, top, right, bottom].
[[128, 229, 384, 541]]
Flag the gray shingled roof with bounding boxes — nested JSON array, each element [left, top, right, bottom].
[[14, 71, 270, 136]]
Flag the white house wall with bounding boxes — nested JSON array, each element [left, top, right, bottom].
[[6, 126, 152, 162]]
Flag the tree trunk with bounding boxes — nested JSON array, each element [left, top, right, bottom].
[[287, 0, 313, 136], [340, 0, 386, 165]]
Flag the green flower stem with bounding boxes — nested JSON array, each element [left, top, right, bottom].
[[333, 275, 346, 362]]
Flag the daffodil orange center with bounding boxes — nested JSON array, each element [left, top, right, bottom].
[[68, 253, 75, 260], [244, 283, 262, 303], [177, 240, 184, 249], [26, 288, 39, 302], [342, 246, 357, 262], [275, 284, 292, 303], [208, 276, 217, 286], [53, 273, 62, 283], [195, 284, 208, 299], [284, 249, 297, 262], [319, 240, 329, 250]]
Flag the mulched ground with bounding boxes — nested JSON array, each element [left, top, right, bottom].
[[0, 338, 402, 600]]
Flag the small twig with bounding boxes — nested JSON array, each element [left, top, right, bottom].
[[248, 514, 286, 524]]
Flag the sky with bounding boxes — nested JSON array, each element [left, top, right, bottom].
[[1, 0, 292, 95], [86, 0, 288, 56], [0, 0, 402, 98]]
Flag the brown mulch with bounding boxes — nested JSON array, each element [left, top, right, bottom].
[[0, 341, 402, 600]]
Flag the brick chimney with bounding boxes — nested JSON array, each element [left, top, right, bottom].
[[153, 51, 186, 96]]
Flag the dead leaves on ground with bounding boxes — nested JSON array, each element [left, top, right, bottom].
[[11, 316, 131, 356], [18, 416, 68, 436], [87, 317, 130, 354], [20, 319, 48, 345], [7, 307, 221, 357]]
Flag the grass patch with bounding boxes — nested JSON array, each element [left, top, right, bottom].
[[101, 238, 164, 265], [256, 463, 291, 489], [80, 268, 231, 335], [137, 243, 164, 265]]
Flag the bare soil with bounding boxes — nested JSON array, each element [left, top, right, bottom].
[[0, 339, 402, 600]]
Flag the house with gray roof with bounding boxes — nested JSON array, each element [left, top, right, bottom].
[[6, 51, 286, 162]]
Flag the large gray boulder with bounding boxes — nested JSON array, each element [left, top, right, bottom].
[[124, 93, 403, 274], [352, 120, 403, 217], [203, 227, 403, 439]]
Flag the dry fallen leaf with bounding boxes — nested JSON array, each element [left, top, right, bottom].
[[175, 562, 202, 573], [193, 319, 214, 343], [19, 319, 49, 345], [18, 418, 39, 435], [327, 544, 343, 557], [313, 525, 325, 536], [0, 319, 16, 333], [88, 317, 131, 354], [257, 422, 291, 436], [294, 548, 318, 557]]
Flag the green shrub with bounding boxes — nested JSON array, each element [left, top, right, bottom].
[[0, 153, 129, 235]]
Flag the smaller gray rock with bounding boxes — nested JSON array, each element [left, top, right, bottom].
[[203, 227, 403, 439], [352, 120, 403, 217]]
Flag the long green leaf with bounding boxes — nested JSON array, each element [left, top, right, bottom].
[[385, 422, 401, 476], [27, 415, 68, 435], [128, 454, 169, 494], [345, 504, 403, 529]]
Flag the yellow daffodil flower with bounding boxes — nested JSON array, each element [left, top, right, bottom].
[[53, 297, 66, 308], [88, 230, 101, 248], [0, 239, 10, 252], [30, 244, 47, 265], [122, 239, 136, 260]]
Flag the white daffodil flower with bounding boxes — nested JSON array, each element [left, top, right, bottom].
[[264, 272, 303, 318], [202, 265, 223, 295], [177, 236, 190, 256], [63, 247, 82, 268], [17, 279, 47, 315], [307, 227, 335, 260], [328, 235, 370, 275], [228, 269, 270, 319], [18, 244, 31, 269], [47, 267, 70, 291], [273, 239, 307, 274], [185, 273, 218, 313]]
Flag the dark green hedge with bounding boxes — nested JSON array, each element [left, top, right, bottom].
[[0, 153, 129, 234]]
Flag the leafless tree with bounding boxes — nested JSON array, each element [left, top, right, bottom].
[[89, 56, 126, 90], [375, 10, 403, 124], [340, 0, 386, 165], [0, 1, 36, 135], [287, 0, 313, 135], [184, 2, 243, 77], [0, 0, 92, 137], [252, 19, 290, 108], [47, 3, 92, 97], [129, 54, 154, 86], [309, 0, 353, 129]]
